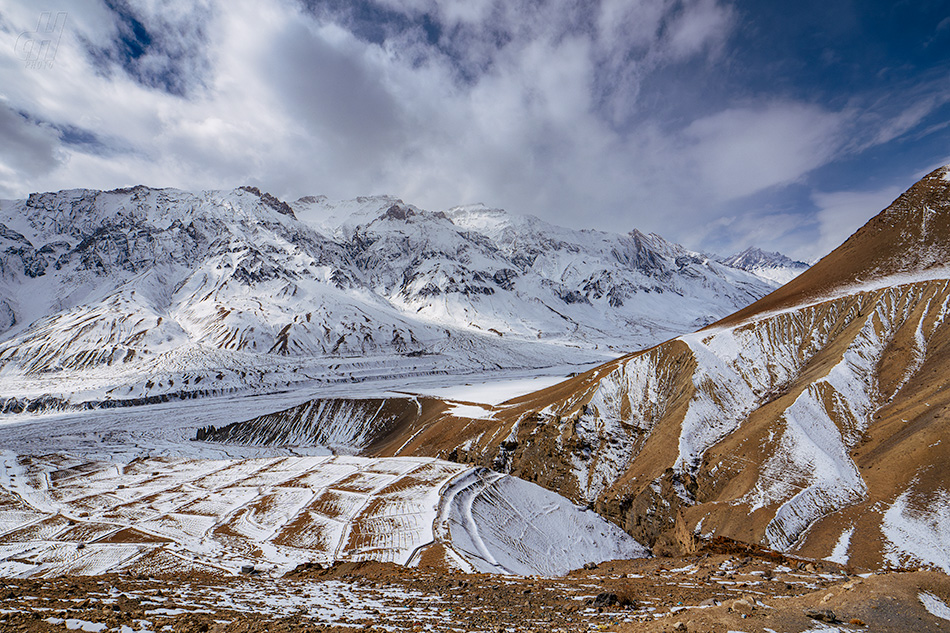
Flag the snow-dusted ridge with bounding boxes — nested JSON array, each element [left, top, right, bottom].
[[0, 186, 776, 409], [720, 246, 810, 285], [565, 274, 950, 558]]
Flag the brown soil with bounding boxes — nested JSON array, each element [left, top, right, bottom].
[[3, 549, 948, 633]]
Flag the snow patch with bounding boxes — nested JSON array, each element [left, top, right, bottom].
[[44, 619, 108, 632], [407, 366, 591, 404], [445, 403, 496, 420], [439, 469, 648, 576], [919, 591, 950, 621], [824, 525, 854, 565], [882, 487, 950, 572]]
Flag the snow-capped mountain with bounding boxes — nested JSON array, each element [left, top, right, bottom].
[[293, 197, 774, 341], [720, 246, 810, 284], [244, 166, 950, 573], [0, 186, 774, 409], [458, 166, 950, 572]]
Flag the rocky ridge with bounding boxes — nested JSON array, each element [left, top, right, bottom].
[[720, 246, 810, 284]]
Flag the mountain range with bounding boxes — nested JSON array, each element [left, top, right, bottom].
[[3, 159, 950, 583], [0, 186, 780, 410]]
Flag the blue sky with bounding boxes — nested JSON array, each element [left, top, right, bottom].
[[0, 0, 947, 260]]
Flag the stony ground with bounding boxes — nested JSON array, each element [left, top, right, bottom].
[[3, 542, 950, 633]]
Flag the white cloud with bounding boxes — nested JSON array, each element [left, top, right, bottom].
[[433, 0, 497, 28], [597, 0, 671, 51], [808, 186, 905, 260], [0, 102, 63, 196], [665, 0, 735, 60], [682, 102, 845, 200], [869, 97, 943, 147], [0, 0, 945, 258]]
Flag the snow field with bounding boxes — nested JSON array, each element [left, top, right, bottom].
[[0, 453, 645, 578], [438, 468, 648, 575], [882, 487, 950, 573]]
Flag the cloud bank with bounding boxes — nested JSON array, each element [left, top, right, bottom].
[[0, 0, 948, 260]]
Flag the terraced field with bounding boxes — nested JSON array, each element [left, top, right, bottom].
[[0, 452, 643, 578]]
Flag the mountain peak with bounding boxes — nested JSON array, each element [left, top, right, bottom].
[[719, 164, 950, 326], [723, 246, 806, 268], [374, 202, 449, 224], [720, 246, 809, 285], [380, 202, 414, 221], [237, 186, 296, 218], [808, 165, 950, 280]]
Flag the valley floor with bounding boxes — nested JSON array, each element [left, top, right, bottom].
[[0, 364, 597, 460]]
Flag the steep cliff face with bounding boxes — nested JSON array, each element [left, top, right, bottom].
[[229, 167, 950, 572]]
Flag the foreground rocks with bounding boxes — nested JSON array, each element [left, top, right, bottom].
[[2, 550, 949, 633]]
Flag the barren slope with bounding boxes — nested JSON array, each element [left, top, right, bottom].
[[720, 165, 950, 325]]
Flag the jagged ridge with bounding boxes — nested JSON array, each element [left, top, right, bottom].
[[720, 247, 810, 285]]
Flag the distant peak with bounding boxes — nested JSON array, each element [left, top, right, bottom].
[[295, 195, 327, 205], [628, 228, 677, 253], [381, 203, 414, 221], [722, 247, 808, 270], [738, 246, 770, 258], [106, 184, 161, 195]]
